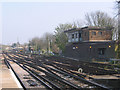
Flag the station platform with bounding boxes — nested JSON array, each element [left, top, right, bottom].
[[0, 56, 19, 89]]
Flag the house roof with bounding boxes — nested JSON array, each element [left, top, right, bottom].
[[64, 26, 113, 33]]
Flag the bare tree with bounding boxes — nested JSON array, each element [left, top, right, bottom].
[[85, 11, 118, 40], [73, 20, 84, 28], [29, 32, 59, 54], [116, 1, 120, 58], [29, 37, 41, 51], [85, 11, 115, 28], [42, 32, 54, 53], [44, 33, 59, 53]]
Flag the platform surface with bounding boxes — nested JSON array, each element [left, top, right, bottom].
[[0, 56, 19, 89]]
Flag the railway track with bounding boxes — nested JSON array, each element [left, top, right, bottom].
[[17, 52, 120, 75], [3, 53, 81, 89], [3, 54, 58, 89], [3, 54, 27, 90], [3, 52, 111, 89], [41, 56, 120, 75]]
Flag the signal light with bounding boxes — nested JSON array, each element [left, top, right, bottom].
[[109, 45, 111, 48], [76, 46, 78, 49], [89, 46, 92, 49]]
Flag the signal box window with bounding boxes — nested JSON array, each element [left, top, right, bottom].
[[79, 33, 81, 38], [92, 32, 96, 35], [98, 32, 102, 35], [98, 48, 106, 55], [72, 34, 74, 38], [76, 33, 78, 38]]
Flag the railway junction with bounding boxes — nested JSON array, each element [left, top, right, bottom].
[[1, 52, 120, 89]]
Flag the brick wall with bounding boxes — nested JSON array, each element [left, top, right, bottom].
[[64, 41, 115, 61]]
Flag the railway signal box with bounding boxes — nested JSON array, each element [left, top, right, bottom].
[[64, 26, 115, 61]]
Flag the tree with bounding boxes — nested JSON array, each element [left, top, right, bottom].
[[29, 37, 41, 51], [85, 11, 118, 40], [29, 32, 59, 54], [116, 1, 120, 58], [85, 11, 115, 29], [43, 32, 54, 53], [11, 43, 17, 48], [54, 23, 76, 52]]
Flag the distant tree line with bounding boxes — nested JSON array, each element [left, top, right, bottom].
[[29, 33, 59, 54]]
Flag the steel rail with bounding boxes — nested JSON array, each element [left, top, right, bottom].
[[5, 53, 110, 89], [14, 53, 109, 89], [36, 56, 110, 89], [4, 54, 59, 90], [23, 63, 81, 89], [40, 62, 109, 90], [41, 59, 110, 89], [7, 54, 83, 89], [48, 66, 109, 89], [23, 65, 61, 90], [3, 54, 27, 90]]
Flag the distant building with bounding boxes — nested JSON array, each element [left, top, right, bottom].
[[64, 26, 115, 61]]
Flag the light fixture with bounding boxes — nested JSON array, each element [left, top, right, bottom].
[[76, 46, 78, 49], [90, 46, 92, 49]]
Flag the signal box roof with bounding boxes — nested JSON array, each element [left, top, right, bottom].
[[64, 26, 113, 33]]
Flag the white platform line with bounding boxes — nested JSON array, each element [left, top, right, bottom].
[[9, 69, 23, 88]]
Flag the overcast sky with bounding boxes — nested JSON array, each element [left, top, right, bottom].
[[1, 0, 118, 45]]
